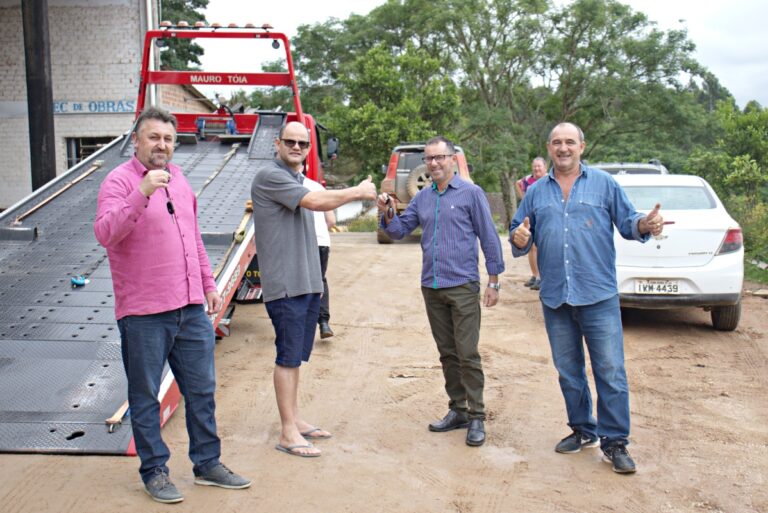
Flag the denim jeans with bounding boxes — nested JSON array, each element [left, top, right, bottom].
[[117, 304, 221, 484], [541, 295, 630, 446]]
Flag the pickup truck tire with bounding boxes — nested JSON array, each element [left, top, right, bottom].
[[377, 227, 393, 244], [406, 164, 431, 199], [711, 300, 741, 331]]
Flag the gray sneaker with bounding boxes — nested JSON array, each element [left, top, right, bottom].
[[144, 469, 183, 504], [602, 443, 637, 474], [555, 429, 600, 454], [194, 463, 251, 489]]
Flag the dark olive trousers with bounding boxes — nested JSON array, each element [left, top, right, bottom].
[[421, 282, 485, 420]]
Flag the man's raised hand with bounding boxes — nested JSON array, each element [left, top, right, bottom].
[[640, 203, 665, 236], [512, 217, 531, 248], [357, 175, 377, 200]]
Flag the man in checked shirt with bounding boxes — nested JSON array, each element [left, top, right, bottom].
[[377, 135, 505, 447]]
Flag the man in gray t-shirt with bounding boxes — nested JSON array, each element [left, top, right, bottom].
[[250, 121, 376, 458]]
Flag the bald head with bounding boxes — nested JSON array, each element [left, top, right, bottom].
[[548, 122, 584, 143], [275, 121, 312, 172], [279, 121, 310, 140]]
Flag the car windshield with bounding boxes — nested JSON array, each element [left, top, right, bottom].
[[622, 185, 716, 210]]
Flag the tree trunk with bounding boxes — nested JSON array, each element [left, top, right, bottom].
[[500, 167, 518, 229]]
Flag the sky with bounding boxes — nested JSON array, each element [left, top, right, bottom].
[[199, 0, 767, 109]]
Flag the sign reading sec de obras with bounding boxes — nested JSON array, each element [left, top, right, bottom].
[[53, 100, 136, 114]]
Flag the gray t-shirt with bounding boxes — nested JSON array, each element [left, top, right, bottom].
[[251, 159, 323, 302]]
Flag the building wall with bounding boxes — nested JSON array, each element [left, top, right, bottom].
[[0, 0, 146, 209], [159, 85, 216, 114]]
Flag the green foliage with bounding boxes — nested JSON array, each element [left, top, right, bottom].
[[345, 215, 379, 232], [744, 261, 768, 286], [323, 43, 461, 180], [286, 0, 765, 247], [685, 101, 768, 258], [159, 0, 208, 70]]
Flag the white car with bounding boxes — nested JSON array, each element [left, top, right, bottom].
[[613, 174, 744, 331]]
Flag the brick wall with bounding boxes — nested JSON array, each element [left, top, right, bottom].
[[0, 0, 145, 209], [159, 85, 216, 114]]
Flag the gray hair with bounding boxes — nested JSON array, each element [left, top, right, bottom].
[[547, 122, 584, 143]]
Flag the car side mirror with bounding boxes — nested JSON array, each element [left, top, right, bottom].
[[326, 137, 339, 160], [468, 164, 474, 174]]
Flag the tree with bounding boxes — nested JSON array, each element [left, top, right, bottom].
[[323, 43, 461, 180], [159, 0, 208, 70], [685, 101, 768, 257]]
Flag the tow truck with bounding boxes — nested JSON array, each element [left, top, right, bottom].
[[0, 24, 336, 454]]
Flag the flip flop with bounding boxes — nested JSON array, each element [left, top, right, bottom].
[[275, 443, 321, 458], [300, 427, 332, 440]]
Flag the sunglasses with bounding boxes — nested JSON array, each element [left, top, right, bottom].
[[281, 138, 310, 150]]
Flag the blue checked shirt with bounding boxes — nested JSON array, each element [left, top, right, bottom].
[[382, 175, 505, 289], [509, 164, 649, 309]]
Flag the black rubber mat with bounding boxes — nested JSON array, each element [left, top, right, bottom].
[[0, 131, 266, 454]]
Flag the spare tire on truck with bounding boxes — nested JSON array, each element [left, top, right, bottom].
[[405, 164, 431, 199]]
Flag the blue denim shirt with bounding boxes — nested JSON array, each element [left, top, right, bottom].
[[509, 164, 648, 308], [383, 175, 505, 289]]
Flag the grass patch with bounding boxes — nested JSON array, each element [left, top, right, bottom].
[[744, 259, 768, 285], [345, 215, 378, 232]]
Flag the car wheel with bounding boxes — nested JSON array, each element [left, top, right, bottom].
[[711, 300, 741, 331], [376, 227, 392, 244], [406, 164, 431, 199]]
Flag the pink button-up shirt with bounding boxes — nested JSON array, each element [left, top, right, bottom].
[[94, 156, 217, 320]]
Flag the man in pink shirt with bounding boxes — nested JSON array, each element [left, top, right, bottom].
[[94, 107, 250, 503]]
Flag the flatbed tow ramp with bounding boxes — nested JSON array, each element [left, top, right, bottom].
[[0, 25, 330, 455]]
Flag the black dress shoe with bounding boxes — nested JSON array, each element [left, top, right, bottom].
[[466, 419, 486, 446], [428, 410, 469, 432], [319, 321, 334, 339]]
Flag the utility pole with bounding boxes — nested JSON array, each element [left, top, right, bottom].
[[22, 0, 57, 190]]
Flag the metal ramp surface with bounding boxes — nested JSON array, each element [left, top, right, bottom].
[[0, 129, 268, 455], [247, 112, 285, 160]]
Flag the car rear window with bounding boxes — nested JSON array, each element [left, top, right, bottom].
[[397, 152, 424, 172], [622, 186, 716, 210]]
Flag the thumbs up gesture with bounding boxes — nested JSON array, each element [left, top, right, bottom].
[[357, 175, 377, 200], [512, 217, 531, 248], [640, 203, 664, 236]]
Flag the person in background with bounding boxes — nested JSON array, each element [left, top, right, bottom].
[[377, 135, 505, 447], [509, 122, 666, 474], [94, 107, 250, 504], [515, 157, 547, 290], [302, 175, 336, 339]]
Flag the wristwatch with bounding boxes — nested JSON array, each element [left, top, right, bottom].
[[487, 283, 501, 290]]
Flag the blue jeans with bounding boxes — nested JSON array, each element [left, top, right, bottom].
[[117, 304, 221, 484], [265, 293, 321, 367], [541, 295, 630, 446]]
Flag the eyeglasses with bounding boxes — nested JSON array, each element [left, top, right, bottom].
[[422, 154, 454, 163], [281, 138, 310, 150]]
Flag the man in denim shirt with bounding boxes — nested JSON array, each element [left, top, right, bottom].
[[377, 135, 504, 447], [509, 122, 665, 473]]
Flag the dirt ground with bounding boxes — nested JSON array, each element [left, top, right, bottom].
[[1, 232, 766, 513]]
